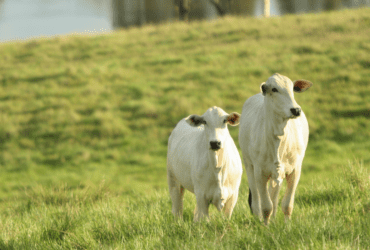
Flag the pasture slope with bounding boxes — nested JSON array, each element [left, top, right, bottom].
[[0, 7, 369, 249]]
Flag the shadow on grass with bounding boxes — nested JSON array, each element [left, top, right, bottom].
[[11, 183, 112, 216], [331, 109, 370, 118], [295, 189, 346, 206], [26, 73, 66, 83], [1, 73, 67, 86]]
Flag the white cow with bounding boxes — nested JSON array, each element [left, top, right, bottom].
[[167, 106, 243, 221], [239, 73, 313, 225]]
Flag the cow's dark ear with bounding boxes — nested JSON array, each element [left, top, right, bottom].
[[260, 82, 267, 96], [186, 115, 205, 127], [226, 112, 241, 126], [293, 80, 313, 93]]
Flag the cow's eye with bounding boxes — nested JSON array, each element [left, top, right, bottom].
[[223, 119, 227, 123], [272, 88, 278, 93]]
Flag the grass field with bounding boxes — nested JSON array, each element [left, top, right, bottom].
[[0, 7, 370, 249]]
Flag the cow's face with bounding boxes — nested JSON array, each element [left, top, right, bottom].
[[260, 73, 312, 119], [186, 107, 240, 151]]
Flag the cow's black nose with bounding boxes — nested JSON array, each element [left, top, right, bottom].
[[290, 108, 301, 117], [210, 141, 221, 150]]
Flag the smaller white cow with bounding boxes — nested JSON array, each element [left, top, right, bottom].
[[167, 107, 242, 221], [239, 73, 313, 225]]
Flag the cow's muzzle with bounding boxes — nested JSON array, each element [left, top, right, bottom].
[[210, 141, 221, 151], [290, 108, 301, 117]]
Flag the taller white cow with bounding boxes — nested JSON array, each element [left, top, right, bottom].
[[239, 73, 313, 225], [167, 107, 242, 221]]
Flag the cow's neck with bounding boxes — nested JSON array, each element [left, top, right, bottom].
[[208, 149, 227, 185], [208, 148, 226, 170], [264, 104, 288, 138], [209, 149, 217, 166], [208, 149, 227, 208], [263, 102, 288, 185]]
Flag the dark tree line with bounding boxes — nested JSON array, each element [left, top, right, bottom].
[[112, 0, 363, 28], [112, 0, 257, 28], [278, 0, 366, 14]]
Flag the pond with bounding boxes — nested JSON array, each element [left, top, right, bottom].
[[0, 0, 112, 42]]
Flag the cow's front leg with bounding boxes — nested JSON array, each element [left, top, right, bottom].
[[194, 191, 210, 222], [167, 168, 185, 219], [269, 179, 282, 219], [256, 168, 273, 225], [282, 167, 301, 222]]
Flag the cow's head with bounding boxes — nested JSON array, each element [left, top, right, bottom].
[[260, 73, 312, 119], [186, 107, 240, 151]]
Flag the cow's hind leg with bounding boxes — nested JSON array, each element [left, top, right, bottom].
[[281, 168, 301, 222], [269, 180, 282, 219], [223, 192, 239, 218], [167, 168, 185, 219], [245, 161, 261, 219]]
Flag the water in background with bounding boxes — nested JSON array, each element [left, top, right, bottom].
[[0, 0, 112, 42], [0, 0, 368, 43]]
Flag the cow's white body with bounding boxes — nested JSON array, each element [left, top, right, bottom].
[[167, 107, 242, 221], [239, 73, 312, 225]]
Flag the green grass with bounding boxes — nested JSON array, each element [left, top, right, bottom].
[[0, 7, 370, 249], [0, 161, 369, 249]]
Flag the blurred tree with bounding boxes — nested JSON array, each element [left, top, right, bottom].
[[229, 0, 257, 16], [189, 0, 218, 20], [324, 0, 341, 10], [278, 0, 342, 14], [264, 0, 270, 17], [112, 0, 146, 28], [145, 0, 175, 24], [277, 0, 295, 14], [307, 0, 321, 12], [219, 0, 233, 14], [208, 0, 231, 16], [177, 0, 190, 21]]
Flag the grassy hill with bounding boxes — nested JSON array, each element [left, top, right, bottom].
[[0, 7, 369, 249]]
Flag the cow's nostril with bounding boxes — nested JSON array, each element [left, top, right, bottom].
[[210, 141, 221, 150], [290, 108, 301, 117]]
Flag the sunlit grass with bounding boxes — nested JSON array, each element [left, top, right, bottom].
[[0, 161, 368, 249]]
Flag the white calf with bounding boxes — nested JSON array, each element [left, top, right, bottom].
[[239, 73, 313, 225], [167, 106, 242, 221]]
